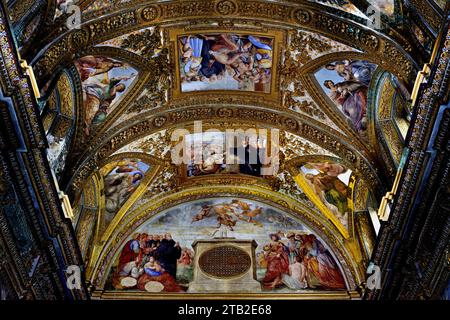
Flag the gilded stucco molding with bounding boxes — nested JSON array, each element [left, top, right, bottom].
[[103, 98, 351, 147], [31, 0, 418, 83]]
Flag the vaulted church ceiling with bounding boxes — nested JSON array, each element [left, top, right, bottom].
[[23, 0, 422, 297], [1, 0, 447, 301]]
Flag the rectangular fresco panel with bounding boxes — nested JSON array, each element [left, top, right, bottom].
[[178, 34, 274, 93], [182, 132, 270, 177], [107, 198, 346, 293]]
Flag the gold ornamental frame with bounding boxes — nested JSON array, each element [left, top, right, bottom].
[[168, 27, 286, 105]]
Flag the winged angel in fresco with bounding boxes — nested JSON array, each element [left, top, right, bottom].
[[191, 199, 263, 234]]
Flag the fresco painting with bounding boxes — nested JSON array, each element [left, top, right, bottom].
[[179, 34, 273, 93], [107, 198, 346, 293], [100, 159, 150, 231], [315, 60, 377, 135], [75, 56, 137, 136], [182, 132, 270, 177], [300, 162, 354, 228]]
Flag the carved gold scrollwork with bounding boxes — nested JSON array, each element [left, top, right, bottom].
[[293, 9, 311, 25], [284, 118, 298, 130], [216, 0, 237, 15], [217, 107, 234, 118], [360, 32, 379, 51], [140, 5, 160, 22], [153, 116, 167, 127]]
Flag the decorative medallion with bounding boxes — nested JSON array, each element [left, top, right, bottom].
[[294, 9, 311, 24], [199, 245, 251, 278], [216, 0, 237, 15]]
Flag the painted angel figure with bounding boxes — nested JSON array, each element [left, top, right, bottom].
[[180, 36, 204, 81], [75, 56, 124, 82], [103, 168, 144, 225], [191, 203, 237, 232], [325, 60, 377, 87], [229, 199, 263, 226]]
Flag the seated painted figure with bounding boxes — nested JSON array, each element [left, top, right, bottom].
[[144, 257, 163, 277]]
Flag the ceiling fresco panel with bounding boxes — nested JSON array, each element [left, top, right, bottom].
[[169, 28, 285, 103], [297, 161, 355, 231], [281, 30, 361, 135], [178, 33, 273, 93]]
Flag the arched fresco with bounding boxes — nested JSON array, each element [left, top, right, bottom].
[[105, 197, 348, 294]]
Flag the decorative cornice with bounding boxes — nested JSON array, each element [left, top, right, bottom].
[[367, 14, 450, 299]]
